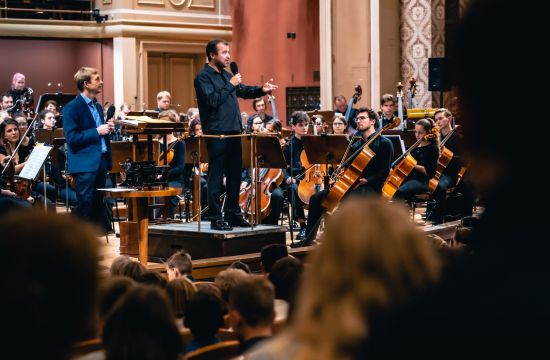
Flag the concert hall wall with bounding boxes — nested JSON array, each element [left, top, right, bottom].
[[0, 38, 114, 108]]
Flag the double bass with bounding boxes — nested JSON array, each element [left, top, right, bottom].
[[428, 127, 458, 193], [345, 85, 362, 135], [322, 117, 400, 213], [382, 130, 438, 199], [239, 167, 283, 220]]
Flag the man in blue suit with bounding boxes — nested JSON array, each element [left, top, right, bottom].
[[63, 67, 114, 228]]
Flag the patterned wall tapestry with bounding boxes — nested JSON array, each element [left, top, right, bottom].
[[400, 0, 433, 108]]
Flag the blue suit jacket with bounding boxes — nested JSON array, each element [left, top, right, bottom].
[[63, 95, 112, 174]]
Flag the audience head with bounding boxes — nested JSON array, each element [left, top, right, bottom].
[[268, 256, 303, 303], [229, 277, 275, 337], [119, 260, 146, 282], [0, 211, 99, 359], [165, 249, 193, 281], [260, 243, 288, 274], [97, 276, 136, 326], [165, 277, 197, 319], [110, 255, 132, 276], [185, 291, 226, 341], [138, 270, 167, 289], [102, 285, 182, 360], [214, 268, 249, 303], [195, 282, 223, 299], [291, 197, 441, 359], [229, 260, 252, 274]]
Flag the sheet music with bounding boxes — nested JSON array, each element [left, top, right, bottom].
[[97, 187, 138, 192], [18, 144, 53, 180]]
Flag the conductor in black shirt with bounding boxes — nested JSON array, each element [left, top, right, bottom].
[[194, 39, 278, 230]]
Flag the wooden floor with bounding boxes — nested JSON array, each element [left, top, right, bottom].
[[93, 203, 479, 278]]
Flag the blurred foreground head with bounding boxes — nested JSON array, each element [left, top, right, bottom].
[[0, 211, 99, 359]]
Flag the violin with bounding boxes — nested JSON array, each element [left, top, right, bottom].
[[382, 130, 438, 199], [428, 127, 457, 193], [159, 137, 181, 166], [322, 117, 401, 213], [239, 167, 283, 220], [1, 139, 32, 201]]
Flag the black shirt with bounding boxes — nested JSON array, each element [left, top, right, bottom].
[[408, 142, 439, 182], [440, 129, 465, 181], [161, 140, 186, 184], [345, 134, 394, 192], [282, 135, 304, 181], [194, 64, 265, 134]]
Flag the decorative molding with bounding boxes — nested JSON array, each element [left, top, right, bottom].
[[169, 0, 187, 6], [103, 0, 112, 4], [188, 0, 215, 10], [137, 0, 164, 4]]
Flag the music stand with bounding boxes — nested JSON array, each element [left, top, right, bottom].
[[18, 144, 53, 212], [300, 134, 350, 190], [110, 140, 160, 174], [35, 93, 77, 128], [126, 110, 159, 119], [383, 135, 406, 163]]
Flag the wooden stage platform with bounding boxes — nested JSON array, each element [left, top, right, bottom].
[[122, 221, 287, 261]]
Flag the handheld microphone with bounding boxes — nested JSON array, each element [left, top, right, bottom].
[[230, 61, 239, 75], [106, 104, 116, 121]]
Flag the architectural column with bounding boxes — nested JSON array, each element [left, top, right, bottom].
[[113, 37, 137, 110], [319, 0, 333, 110]]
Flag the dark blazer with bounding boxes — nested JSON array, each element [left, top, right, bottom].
[[63, 95, 112, 174]]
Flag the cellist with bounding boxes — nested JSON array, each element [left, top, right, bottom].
[[296, 107, 394, 247], [392, 118, 439, 200], [428, 108, 475, 223]]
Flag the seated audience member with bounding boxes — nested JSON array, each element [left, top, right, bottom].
[[97, 276, 136, 333], [165, 249, 193, 281], [0, 211, 99, 359], [165, 277, 197, 329], [229, 277, 276, 355], [184, 291, 227, 352], [214, 268, 249, 303], [260, 243, 288, 275], [138, 270, 168, 289], [268, 256, 304, 321], [109, 255, 132, 276], [118, 260, 146, 282], [246, 197, 441, 360], [194, 282, 223, 299], [102, 285, 183, 360], [229, 260, 252, 274]]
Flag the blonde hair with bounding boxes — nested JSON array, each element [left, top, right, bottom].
[[291, 197, 441, 360], [158, 109, 179, 123], [156, 91, 171, 101], [74, 67, 98, 92]]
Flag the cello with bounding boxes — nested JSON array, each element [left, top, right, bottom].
[[345, 85, 362, 135], [297, 120, 327, 206], [428, 127, 458, 193], [239, 167, 284, 220], [381, 130, 438, 200], [322, 117, 400, 213]]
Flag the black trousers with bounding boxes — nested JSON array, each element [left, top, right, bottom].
[[206, 136, 242, 221]]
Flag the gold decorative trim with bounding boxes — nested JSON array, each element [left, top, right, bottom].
[[169, 0, 187, 6], [137, 0, 164, 4], [103, 0, 112, 4], [188, 0, 215, 10]]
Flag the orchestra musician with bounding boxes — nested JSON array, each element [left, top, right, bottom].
[[283, 111, 311, 240], [1, 93, 14, 113], [63, 67, 114, 230], [428, 108, 474, 223], [246, 97, 273, 130], [194, 39, 277, 231], [158, 109, 186, 218], [330, 114, 348, 135], [7, 73, 34, 115], [392, 118, 439, 200], [297, 107, 394, 247], [379, 93, 399, 129]]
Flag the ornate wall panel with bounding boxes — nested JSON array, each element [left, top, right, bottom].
[[400, 0, 433, 108]]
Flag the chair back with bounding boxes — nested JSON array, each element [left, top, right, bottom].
[[184, 340, 240, 360]]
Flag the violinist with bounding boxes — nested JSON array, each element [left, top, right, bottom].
[[283, 111, 310, 240], [0, 118, 34, 210], [44, 100, 60, 117], [1, 94, 14, 113], [392, 118, 439, 200], [249, 115, 267, 133], [298, 107, 394, 247], [313, 115, 328, 134], [13, 113, 33, 149], [33, 110, 59, 204], [428, 108, 474, 223], [330, 114, 348, 135], [158, 109, 186, 218], [246, 97, 273, 130]]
